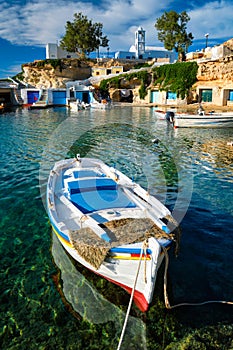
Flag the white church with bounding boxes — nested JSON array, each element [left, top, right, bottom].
[[46, 26, 175, 63], [114, 26, 175, 62]]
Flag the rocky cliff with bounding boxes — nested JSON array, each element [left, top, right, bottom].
[[22, 59, 92, 88], [196, 38, 233, 87], [22, 58, 137, 88], [21, 54, 233, 106], [197, 55, 233, 87]]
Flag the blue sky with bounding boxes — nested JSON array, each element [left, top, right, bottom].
[[0, 0, 233, 78]]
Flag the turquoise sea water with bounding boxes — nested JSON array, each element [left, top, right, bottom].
[[0, 106, 233, 349]]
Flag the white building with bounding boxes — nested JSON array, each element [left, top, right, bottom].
[[46, 26, 176, 62], [46, 43, 77, 59], [115, 26, 176, 62]]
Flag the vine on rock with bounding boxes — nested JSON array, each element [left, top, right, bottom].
[[99, 70, 150, 100], [153, 61, 198, 99]]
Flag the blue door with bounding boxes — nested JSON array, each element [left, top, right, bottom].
[[75, 91, 90, 103], [229, 90, 233, 101], [27, 91, 39, 104], [52, 91, 66, 105], [201, 89, 212, 102], [151, 90, 159, 103]]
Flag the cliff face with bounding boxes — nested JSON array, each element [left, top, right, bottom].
[[22, 59, 92, 88], [22, 55, 233, 106], [197, 56, 233, 86], [22, 58, 137, 88]]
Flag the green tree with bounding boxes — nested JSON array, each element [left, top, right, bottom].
[[155, 11, 193, 61], [60, 12, 109, 58]]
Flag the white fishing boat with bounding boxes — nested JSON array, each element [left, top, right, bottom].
[[90, 98, 111, 109], [47, 155, 176, 312], [69, 100, 90, 111], [173, 112, 233, 128], [155, 106, 233, 128], [154, 110, 167, 119]]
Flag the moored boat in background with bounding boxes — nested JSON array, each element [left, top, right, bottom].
[[156, 107, 233, 128], [90, 98, 112, 109], [69, 99, 91, 111], [173, 112, 233, 128]]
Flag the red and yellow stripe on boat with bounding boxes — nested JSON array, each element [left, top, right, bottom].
[[109, 247, 151, 260]]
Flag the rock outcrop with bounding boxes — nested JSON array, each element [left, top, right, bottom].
[[21, 53, 233, 106], [22, 58, 137, 89], [197, 56, 233, 86], [22, 59, 92, 88]]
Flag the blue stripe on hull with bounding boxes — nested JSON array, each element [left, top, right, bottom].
[[110, 247, 152, 255]]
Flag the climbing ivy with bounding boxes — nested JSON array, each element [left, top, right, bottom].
[[99, 76, 121, 90], [152, 61, 198, 99], [138, 80, 147, 99], [99, 70, 150, 99]]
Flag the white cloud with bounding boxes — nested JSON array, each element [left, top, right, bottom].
[[0, 0, 232, 51], [189, 1, 233, 41], [0, 0, 171, 50], [0, 63, 23, 77]]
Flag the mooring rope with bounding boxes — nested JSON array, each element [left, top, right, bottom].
[[161, 245, 233, 309], [143, 240, 148, 284], [117, 241, 233, 350], [117, 239, 148, 350]]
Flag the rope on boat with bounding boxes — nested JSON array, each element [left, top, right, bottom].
[[161, 245, 233, 309], [143, 240, 148, 284], [117, 239, 148, 350], [116, 237, 232, 350]]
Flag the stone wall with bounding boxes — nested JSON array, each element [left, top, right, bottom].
[[197, 56, 233, 86]]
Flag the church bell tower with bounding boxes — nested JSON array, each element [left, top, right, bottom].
[[135, 26, 146, 59]]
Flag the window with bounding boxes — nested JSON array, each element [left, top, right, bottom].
[[167, 91, 177, 100]]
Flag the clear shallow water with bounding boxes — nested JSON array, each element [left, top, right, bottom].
[[0, 106, 233, 349]]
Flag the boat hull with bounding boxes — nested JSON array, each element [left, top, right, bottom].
[[47, 157, 174, 311], [174, 114, 233, 128], [51, 220, 164, 312]]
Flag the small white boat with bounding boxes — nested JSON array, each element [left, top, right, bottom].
[[29, 101, 52, 109], [173, 112, 233, 128], [154, 110, 167, 119], [47, 156, 176, 312], [162, 107, 233, 128], [154, 106, 233, 128], [69, 100, 90, 111], [90, 99, 111, 109]]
